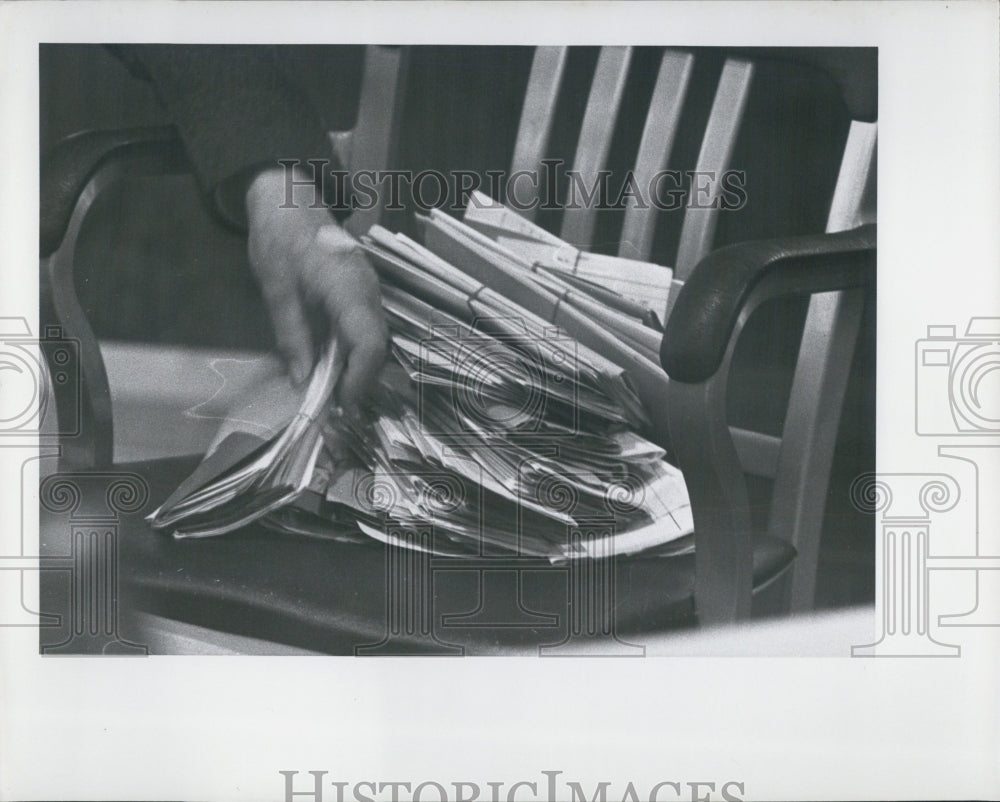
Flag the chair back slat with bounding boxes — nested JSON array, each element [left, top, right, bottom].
[[618, 50, 694, 260], [825, 121, 878, 233], [559, 46, 633, 248], [672, 57, 755, 284], [509, 46, 569, 220], [343, 45, 410, 237], [768, 119, 877, 610]]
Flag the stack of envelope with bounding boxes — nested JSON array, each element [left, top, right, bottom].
[[149, 196, 693, 561]]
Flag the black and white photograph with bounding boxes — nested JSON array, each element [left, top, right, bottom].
[[35, 40, 878, 657], [2, 2, 999, 800]]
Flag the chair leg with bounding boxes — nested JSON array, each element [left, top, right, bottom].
[[667, 361, 755, 625]]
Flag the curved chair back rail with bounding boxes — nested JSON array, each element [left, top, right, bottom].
[[41, 126, 186, 259]]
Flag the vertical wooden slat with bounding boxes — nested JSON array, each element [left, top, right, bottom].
[[509, 46, 569, 220], [825, 122, 878, 233], [343, 46, 410, 238], [559, 46, 633, 249], [771, 121, 878, 611], [672, 57, 755, 282], [618, 50, 694, 260]]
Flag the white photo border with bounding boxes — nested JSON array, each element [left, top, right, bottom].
[[2, 2, 999, 800]]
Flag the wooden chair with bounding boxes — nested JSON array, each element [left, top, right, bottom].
[[37, 45, 875, 654], [508, 46, 876, 622]]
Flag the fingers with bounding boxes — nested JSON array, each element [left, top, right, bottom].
[[333, 302, 388, 410], [263, 282, 315, 385], [251, 214, 388, 403], [301, 238, 387, 409]]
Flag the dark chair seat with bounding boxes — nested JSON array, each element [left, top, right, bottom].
[[39, 456, 795, 655]]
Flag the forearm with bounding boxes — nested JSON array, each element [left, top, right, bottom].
[[110, 44, 337, 228], [108, 45, 385, 404]]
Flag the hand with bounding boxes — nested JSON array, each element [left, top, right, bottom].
[[245, 166, 388, 411]]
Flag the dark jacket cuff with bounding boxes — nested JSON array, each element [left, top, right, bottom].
[[109, 44, 342, 229]]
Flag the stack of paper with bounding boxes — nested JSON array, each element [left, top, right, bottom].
[[462, 191, 672, 328], [148, 344, 340, 537], [149, 200, 692, 561]]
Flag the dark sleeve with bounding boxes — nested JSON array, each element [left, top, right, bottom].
[[109, 44, 340, 229]]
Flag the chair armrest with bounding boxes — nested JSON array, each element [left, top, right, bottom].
[[660, 224, 876, 383], [40, 125, 185, 257], [40, 126, 190, 468], [661, 225, 875, 625]]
